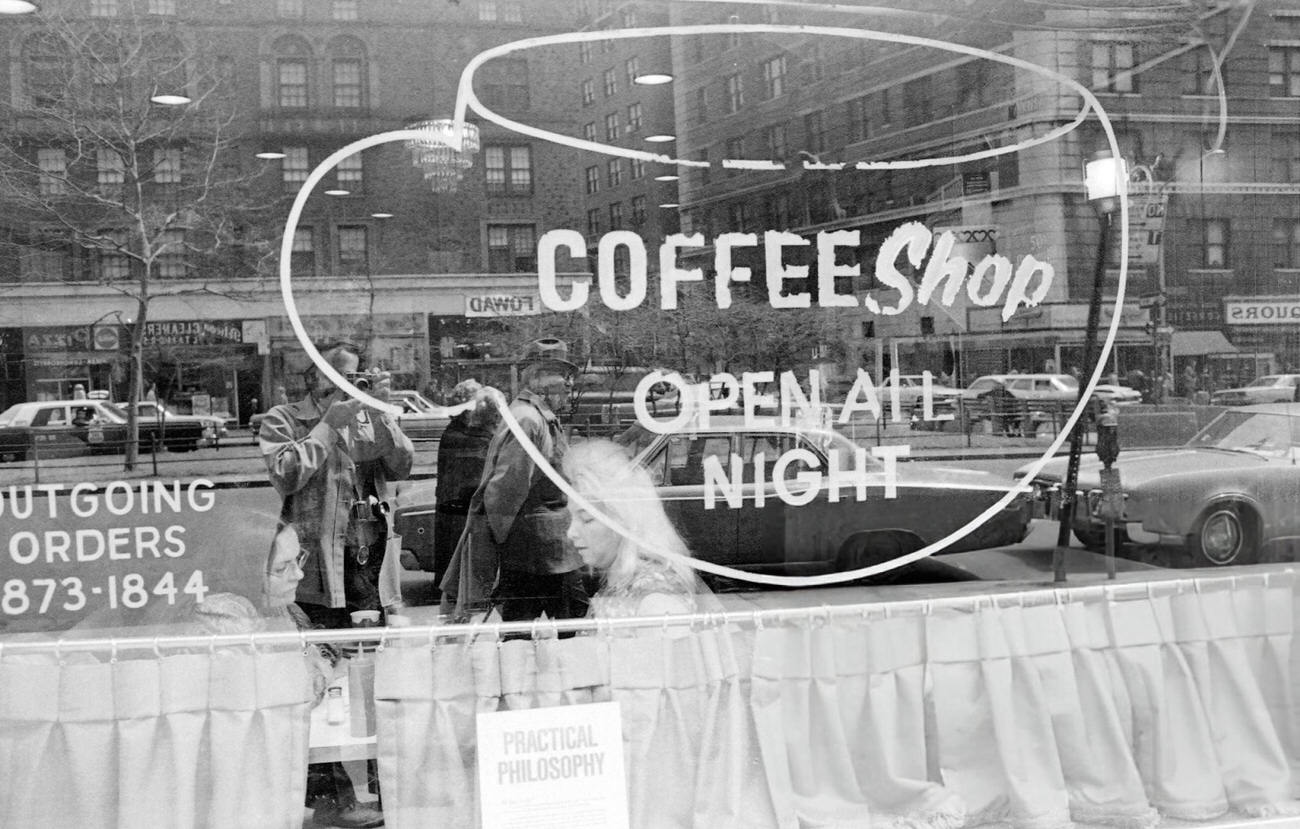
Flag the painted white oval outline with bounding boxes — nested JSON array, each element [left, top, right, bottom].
[[280, 31, 1129, 588], [276, 129, 475, 421], [453, 24, 1094, 175]]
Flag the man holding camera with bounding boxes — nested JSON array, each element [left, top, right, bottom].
[[259, 342, 414, 629]]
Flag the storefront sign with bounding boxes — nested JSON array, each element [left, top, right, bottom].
[[144, 320, 245, 346], [465, 294, 541, 317], [1225, 298, 1300, 326], [25, 326, 92, 353], [0, 481, 277, 633], [477, 701, 629, 829]]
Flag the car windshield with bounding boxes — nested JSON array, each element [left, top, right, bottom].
[[967, 378, 999, 393], [1187, 410, 1300, 459], [1248, 376, 1281, 387], [1059, 376, 1079, 389], [0, 404, 20, 426], [98, 402, 129, 422], [396, 392, 434, 412]]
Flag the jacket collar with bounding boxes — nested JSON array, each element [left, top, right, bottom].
[[284, 396, 326, 422], [516, 389, 559, 424]]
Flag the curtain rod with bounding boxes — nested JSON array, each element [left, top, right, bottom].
[[0, 568, 1290, 656]]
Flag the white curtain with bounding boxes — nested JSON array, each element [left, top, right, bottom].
[[374, 568, 1300, 829], [0, 645, 312, 829]]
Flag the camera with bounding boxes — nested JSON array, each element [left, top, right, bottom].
[[345, 371, 371, 391]]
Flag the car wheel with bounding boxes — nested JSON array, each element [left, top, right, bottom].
[[836, 531, 924, 580], [1072, 525, 1129, 553], [1189, 502, 1259, 567]]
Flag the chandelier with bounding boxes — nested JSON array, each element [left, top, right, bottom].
[[404, 119, 481, 193]]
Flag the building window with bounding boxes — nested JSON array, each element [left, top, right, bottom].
[[579, 42, 592, 64], [624, 56, 639, 87], [631, 195, 646, 225], [609, 202, 624, 230], [277, 59, 309, 108], [766, 192, 792, 230], [1269, 47, 1300, 97], [332, 0, 358, 21], [282, 147, 308, 191], [97, 149, 124, 186], [696, 149, 710, 186], [582, 122, 597, 143], [725, 74, 744, 113], [24, 35, 66, 109], [878, 88, 892, 128], [728, 202, 755, 233], [847, 95, 868, 142], [90, 0, 118, 16], [765, 124, 787, 161], [291, 226, 315, 275], [37, 148, 66, 196], [1091, 41, 1136, 93], [100, 232, 130, 280], [1183, 47, 1224, 95], [620, 6, 636, 27], [1201, 219, 1229, 267], [479, 0, 522, 22], [586, 208, 603, 238], [1274, 220, 1300, 268], [724, 137, 744, 167], [276, 0, 303, 17], [762, 55, 787, 99], [693, 87, 708, 125], [338, 226, 368, 272], [336, 154, 363, 187], [1276, 131, 1300, 182], [630, 157, 645, 180], [804, 110, 826, 154], [603, 68, 617, 97], [481, 58, 529, 111], [147, 0, 175, 14], [604, 112, 620, 141], [585, 166, 600, 194], [799, 46, 825, 85], [153, 148, 181, 185], [607, 158, 623, 187], [487, 224, 536, 273], [484, 145, 532, 195], [903, 77, 932, 125], [157, 229, 186, 278], [332, 59, 364, 108], [581, 79, 595, 106], [626, 102, 642, 133]]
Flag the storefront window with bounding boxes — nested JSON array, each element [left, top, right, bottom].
[[6, 4, 1300, 827]]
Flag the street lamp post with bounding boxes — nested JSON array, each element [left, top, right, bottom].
[[1053, 150, 1125, 582]]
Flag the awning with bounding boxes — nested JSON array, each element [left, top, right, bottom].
[[1171, 330, 1238, 357]]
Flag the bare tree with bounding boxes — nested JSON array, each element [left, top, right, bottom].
[[0, 7, 279, 468]]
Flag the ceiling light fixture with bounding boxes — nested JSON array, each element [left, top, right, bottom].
[[150, 93, 192, 106], [644, 134, 676, 143], [633, 73, 673, 85]]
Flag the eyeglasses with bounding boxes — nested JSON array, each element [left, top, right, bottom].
[[269, 549, 310, 578]]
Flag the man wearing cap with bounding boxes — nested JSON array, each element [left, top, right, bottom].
[[442, 339, 587, 623]]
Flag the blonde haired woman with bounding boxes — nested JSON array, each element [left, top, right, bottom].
[[562, 439, 713, 618]]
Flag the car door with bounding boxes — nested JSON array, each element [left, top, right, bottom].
[[647, 432, 740, 564], [30, 405, 85, 457], [732, 432, 798, 567]]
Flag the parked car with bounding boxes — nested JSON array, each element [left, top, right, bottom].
[[0, 400, 205, 463], [1014, 403, 1300, 566], [395, 416, 1032, 578], [570, 366, 683, 434], [121, 400, 225, 448], [1211, 375, 1300, 406], [924, 373, 1134, 433]]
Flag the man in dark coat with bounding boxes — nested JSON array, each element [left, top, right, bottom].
[[440, 339, 586, 622], [432, 380, 501, 580]]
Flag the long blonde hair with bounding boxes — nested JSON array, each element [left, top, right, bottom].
[[562, 439, 696, 593]]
